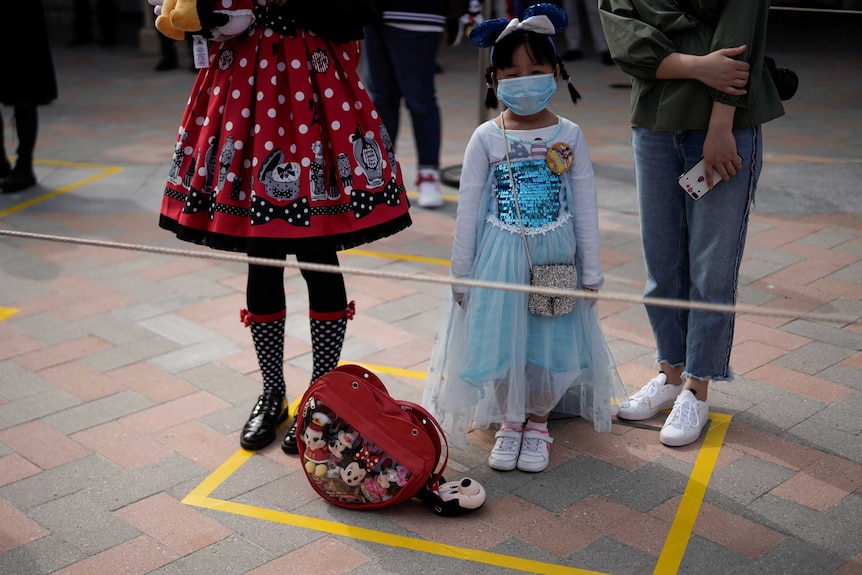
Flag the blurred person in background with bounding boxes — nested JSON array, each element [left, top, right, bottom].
[[1, 0, 57, 194]]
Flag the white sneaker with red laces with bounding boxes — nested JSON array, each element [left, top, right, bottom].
[[416, 168, 444, 208]]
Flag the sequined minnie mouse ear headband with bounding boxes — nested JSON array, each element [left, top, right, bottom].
[[468, 3, 568, 51]]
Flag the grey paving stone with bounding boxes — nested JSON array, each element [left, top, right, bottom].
[[515, 455, 627, 513], [809, 297, 862, 328], [0, 388, 81, 431], [788, 417, 862, 464], [282, 312, 312, 343], [181, 363, 259, 404], [606, 339, 654, 366], [815, 391, 862, 434], [28, 491, 141, 556], [739, 386, 827, 435], [0, 455, 121, 511], [54, 256, 116, 277], [200, 401, 255, 437], [147, 534, 268, 575], [9, 312, 87, 345], [0, 252, 65, 282], [84, 256, 164, 283], [86, 455, 209, 511], [829, 260, 862, 285], [817, 363, 862, 391], [237, 473, 320, 515], [139, 313, 221, 345], [209, 454, 291, 502], [72, 312, 157, 346], [162, 272, 236, 300], [115, 292, 208, 322], [571, 536, 655, 575], [150, 337, 242, 374], [597, 455, 690, 513], [741, 243, 805, 267], [773, 340, 857, 374], [192, 263, 241, 283], [677, 535, 750, 575], [737, 283, 781, 307], [393, 308, 445, 341], [748, 495, 860, 560], [730, 537, 845, 575], [0, 534, 85, 575], [740, 256, 793, 285], [0, 361, 57, 400], [82, 335, 180, 372], [485, 536, 573, 574], [44, 389, 154, 435], [833, 236, 862, 259], [368, 292, 443, 324], [799, 226, 861, 249], [200, 506, 323, 556], [340, 335, 385, 363], [96, 270, 166, 301], [709, 455, 794, 506], [0, 273, 54, 305], [604, 260, 648, 286]]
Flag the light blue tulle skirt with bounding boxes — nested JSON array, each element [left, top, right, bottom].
[[423, 214, 628, 449]]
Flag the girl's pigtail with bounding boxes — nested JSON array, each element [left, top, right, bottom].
[[483, 66, 499, 109], [558, 60, 581, 104]]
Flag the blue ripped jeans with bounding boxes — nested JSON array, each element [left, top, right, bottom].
[[632, 126, 762, 382]]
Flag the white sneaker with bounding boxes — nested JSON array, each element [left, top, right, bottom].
[[488, 427, 523, 471], [617, 373, 681, 421], [416, 169, 444, 208], [660, 390, 709, 447], [517, 429, 553, 473]]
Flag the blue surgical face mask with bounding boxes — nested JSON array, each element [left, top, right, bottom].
[[495, 73, 557, 117]]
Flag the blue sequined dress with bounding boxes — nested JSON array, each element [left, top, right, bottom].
[[422, 117, 628, 449]]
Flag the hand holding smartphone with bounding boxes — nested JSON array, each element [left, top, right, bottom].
[[678, 155, 743, 200]]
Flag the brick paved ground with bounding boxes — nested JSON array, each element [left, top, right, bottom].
[[1, 7, 861, 575]]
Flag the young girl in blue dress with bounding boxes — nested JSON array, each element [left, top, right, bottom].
[[423, 3, 627, 473]]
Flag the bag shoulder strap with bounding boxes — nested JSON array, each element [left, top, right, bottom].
[[500, 113, 535, 272]]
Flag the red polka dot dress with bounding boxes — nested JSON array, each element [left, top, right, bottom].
[[159, 0, 411, 255]]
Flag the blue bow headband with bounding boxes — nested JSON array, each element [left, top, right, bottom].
[[468, 3, 568, 49]]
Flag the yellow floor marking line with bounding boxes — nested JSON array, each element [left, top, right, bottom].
[[0, 160, 122, 217], [654, 412, 732, 575], [184, 364, 731, 575], [0, 307, 20, 322], [183, 449, 606, 575], [346, 248, 450, 267], [337, 361, 426, 380]]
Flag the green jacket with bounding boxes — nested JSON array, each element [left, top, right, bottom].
[[598, 0, 785, 130]]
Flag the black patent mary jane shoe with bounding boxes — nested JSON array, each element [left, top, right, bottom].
[[0, 170, 36, 194], [240, 393, 289, 450], [281, 419, 299, 454]]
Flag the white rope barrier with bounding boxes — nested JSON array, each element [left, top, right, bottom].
[[0, 228, 853, 324]]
